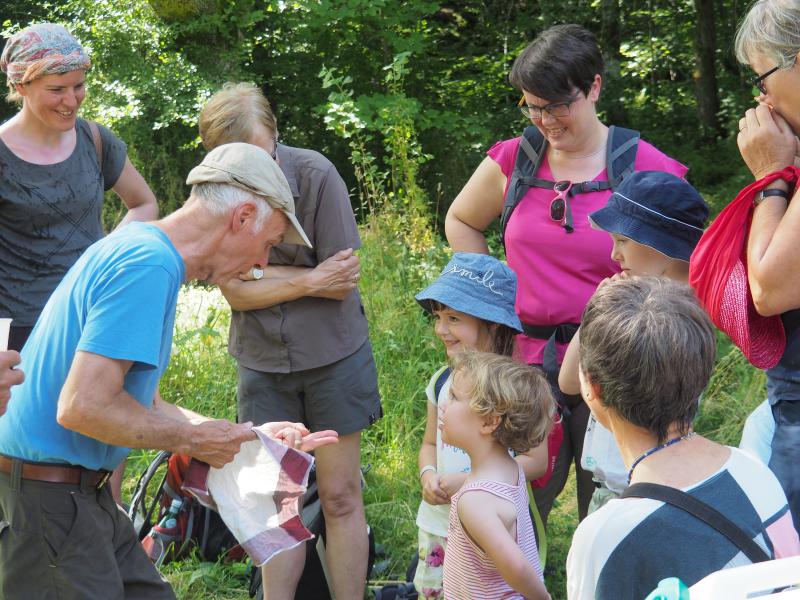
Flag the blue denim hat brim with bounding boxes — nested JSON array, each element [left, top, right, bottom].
[[589, 197, 703, 262], [415, 253, 523, 333], [416, 283, 523, 333]]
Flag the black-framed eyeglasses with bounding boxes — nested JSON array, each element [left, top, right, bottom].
[[518, 95, 577, 120], [751, 56, 797, 95], [550, 180, 573, 228], [752, 65, 781, 95]]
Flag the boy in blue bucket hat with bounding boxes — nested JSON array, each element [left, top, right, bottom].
[[558, 170, 709, 511], [412, 252, 552, 599]]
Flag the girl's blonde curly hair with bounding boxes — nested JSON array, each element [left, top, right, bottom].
[[450, 351, 555, 454]]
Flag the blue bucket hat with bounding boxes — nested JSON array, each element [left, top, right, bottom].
[[415, 252, 523, 333], [588, 171, 709, 262]]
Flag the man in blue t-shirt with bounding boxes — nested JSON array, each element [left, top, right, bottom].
[[0, 143, 321, 600]]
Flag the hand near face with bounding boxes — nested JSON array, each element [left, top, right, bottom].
[[438, 472, 466, 498], [597, 270, 629, 291], [737, 105, 798, 179], [0, 351, 24, 416]]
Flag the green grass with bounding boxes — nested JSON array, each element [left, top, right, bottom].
[[128, 205, 766, 600]]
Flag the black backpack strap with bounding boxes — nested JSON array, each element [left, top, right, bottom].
[[606, 125, 640, 187], [500, 126, 550, 246], [621, 483, 771, 564], [434, 367, 451, 402]]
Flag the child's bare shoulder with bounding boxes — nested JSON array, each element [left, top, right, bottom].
[[457, 486, 516, 524]]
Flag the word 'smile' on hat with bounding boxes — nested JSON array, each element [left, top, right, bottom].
[[186, 143, 311, 247], [415, 252, 523, 333], [589, 170, 708, 262]]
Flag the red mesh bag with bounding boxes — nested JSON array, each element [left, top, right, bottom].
[[689, 167, 799, 369]]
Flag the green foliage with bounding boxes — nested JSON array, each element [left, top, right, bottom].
[[2, 0, 757, 225], [694, 337, 767, 446]]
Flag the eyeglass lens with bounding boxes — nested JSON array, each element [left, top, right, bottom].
[[550, 198, 565, 221], [554, 181, 571, 192], [752, 65, 780, 95], [520, 102, 571, 120]]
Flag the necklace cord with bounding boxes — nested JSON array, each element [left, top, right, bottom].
[[627, 432, 696, 484]]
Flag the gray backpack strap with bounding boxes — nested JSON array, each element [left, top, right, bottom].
[[500, 126, 550, 246], [606, 125, 639, 186], [86, 119, 104, 171], [518, 132, 540, 165]]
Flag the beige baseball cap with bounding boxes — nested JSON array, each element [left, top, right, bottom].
[[186, 142, 312, 247]]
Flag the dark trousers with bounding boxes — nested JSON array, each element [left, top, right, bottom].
[[0, 466, 175, 600], [7, 325, 33, 353], [531, 400, 595, 524], [769, 400, 800, 532]]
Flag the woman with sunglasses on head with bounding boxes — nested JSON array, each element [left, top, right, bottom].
[[734, 0, 800, 531], [445, 23, 686, 526], [0, 23, 158, 353]]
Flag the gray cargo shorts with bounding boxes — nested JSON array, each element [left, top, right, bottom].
[[238, 340, 383, 436]]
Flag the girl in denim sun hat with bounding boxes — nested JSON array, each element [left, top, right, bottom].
[[558, 170, 709, 512], [412, 252, 552, 599]]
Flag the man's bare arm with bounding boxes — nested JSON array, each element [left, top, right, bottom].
[[58, 351, 254, 468]]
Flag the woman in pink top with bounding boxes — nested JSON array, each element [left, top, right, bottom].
[[445, 24, 687, 524]]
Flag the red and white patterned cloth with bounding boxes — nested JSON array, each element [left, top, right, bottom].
[[183, 426, 314, 566]]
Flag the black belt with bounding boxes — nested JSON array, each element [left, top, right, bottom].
[[521, 322, 580, 344]]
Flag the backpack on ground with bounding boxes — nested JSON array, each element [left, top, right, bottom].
[[127, 451, 243, 565], [500, 124, 640, 241]]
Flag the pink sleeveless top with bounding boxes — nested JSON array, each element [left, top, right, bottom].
[[443, 464, 543, 599]]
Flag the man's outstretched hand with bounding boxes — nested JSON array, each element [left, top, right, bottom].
[[257, 422, 339, 452]]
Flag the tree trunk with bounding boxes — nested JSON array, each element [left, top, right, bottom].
[[599, 0, 628, 125], [600, 0, 621, 58], [693, 0, 722, 139]]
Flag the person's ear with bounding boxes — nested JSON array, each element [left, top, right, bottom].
[[231, 202, 258, 232], [14, 83, 27, 98], [578, 366, 602, 409], [589, 74, 602, 102], [481, 414, 501, 435]]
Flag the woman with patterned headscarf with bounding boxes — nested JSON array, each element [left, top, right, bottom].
[[0, 23, 158, 352]]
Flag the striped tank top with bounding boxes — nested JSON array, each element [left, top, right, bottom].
[[443, 463, 543, 599]]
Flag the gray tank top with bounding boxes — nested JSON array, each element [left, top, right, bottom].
[[0, 119, 126, 326]]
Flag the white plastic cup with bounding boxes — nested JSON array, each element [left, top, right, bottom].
[[0, 318, 11, 352]]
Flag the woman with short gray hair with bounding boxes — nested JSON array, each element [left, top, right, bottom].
[[566, 277, 799, 600], [734, 0, 800, 530]]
